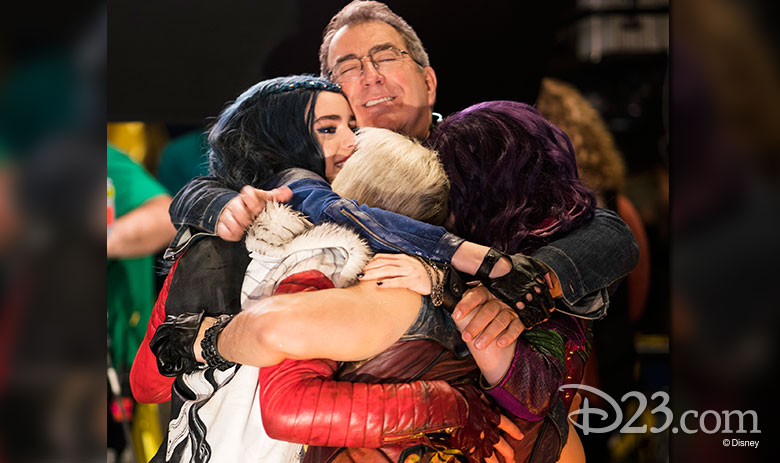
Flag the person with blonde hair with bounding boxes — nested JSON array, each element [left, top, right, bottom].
[[536, 77, 627, 200], [332, 127, 449, 225]]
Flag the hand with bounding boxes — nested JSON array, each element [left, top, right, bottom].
[[149, 312, 206, 376], [216, 186, 292, 241], [485, 415, 524, 463], [359, 253, 439, 295], [480, 252, 556, 329], [452, 286, 525, 349]]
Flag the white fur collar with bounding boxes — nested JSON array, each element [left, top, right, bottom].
[[244, 202, 372, 286]]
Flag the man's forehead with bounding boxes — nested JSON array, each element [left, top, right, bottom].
[[329, 21, 405, 61]]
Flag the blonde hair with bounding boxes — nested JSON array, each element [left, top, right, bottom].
[[536, 77, 627, 195], [331, 127, 449, 225]]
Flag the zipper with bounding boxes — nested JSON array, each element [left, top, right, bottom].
[[163, 231, 216, 260], [340, 208, 407, 253]]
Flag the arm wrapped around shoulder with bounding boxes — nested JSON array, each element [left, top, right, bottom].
[[149, 312, 204, 376]]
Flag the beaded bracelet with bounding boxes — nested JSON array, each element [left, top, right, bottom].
[[200, 314, 237, 371], [414, 256, 447, 307]]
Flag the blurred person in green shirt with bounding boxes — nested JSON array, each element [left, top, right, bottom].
[[107, 144, 175, 373]]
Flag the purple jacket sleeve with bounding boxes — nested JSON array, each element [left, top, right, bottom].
[[483, 313, 590, 420]]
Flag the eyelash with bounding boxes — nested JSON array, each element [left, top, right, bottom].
[[316, 125, 358, 135]]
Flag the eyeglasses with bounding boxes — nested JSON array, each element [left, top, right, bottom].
[[329, 46, 420, 84]]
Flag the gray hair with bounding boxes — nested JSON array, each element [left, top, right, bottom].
[[319, 0, 430, 78], [331, 127, 449, 225]]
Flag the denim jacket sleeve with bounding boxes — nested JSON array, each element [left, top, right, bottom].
[[286, 177, 463, 261], [164, 176, 236, 260], [164, 171, 464, 263], [531, 208, 639, 319]]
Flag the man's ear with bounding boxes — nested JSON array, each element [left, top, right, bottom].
[[424, 66, 438, 107]]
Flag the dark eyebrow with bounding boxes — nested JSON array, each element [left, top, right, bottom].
[[314, 114, 341, 124], [333, 42, 396, 64], [333, 53, 359, 65], [368, 42, 396, 55]]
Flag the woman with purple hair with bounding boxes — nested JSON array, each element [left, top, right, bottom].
[[358, 100, 596, 461]]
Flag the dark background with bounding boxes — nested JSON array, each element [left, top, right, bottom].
[[108, 1, 560, 125], [107, 0, 666, 172]]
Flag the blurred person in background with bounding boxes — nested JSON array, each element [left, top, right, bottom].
[[536, 77, 652, 460], [156, 129, 210, 197], [107, 144, 176, 461]]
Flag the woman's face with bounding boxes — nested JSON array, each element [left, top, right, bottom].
[[313, 91, 357, 182]]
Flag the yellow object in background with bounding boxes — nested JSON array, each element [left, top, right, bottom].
[[107, 122, 170, 175], [131, 402, 164, 463]]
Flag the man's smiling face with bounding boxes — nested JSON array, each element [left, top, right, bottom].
[[327, 21, 437, 140]]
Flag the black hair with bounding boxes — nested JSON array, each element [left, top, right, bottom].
[[207, 75, 344, 189]]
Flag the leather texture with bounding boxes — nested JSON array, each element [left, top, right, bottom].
[[150, 311, 203, 377], [129, 259, 179, 403], [482, 251, 555, 328]]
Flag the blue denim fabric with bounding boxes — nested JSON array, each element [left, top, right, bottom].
[[286, 177, 463, 261], [532, 208, 639, 319], [165, 170, 463, 262], [166, 170, 638, 318]]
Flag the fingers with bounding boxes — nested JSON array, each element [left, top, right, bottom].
[[492, 437, 515, 463], [361, 254, 428, 283], [367, 276, 425, 292], [469, 302, 521, 349], [363, 253, 417, 271], [359, 264, 411, 282], [270, 186, 293, 203], [498, 414, 524, 441], [217, 208, 247, 241], [359, 254, 431, 295], [218, 185, 290, 241], [495, 317, 526, 347], [239, 185, 267, 217], [452, 285, 492, 321], [460, 298, 507, 345]]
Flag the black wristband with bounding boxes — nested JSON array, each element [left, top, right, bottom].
[[440, 268, 469, 313], [475, 247, 504, 280], [200, 314, 237, 371]]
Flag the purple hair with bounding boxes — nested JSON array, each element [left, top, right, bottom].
[[426, 101, 596, 254]]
